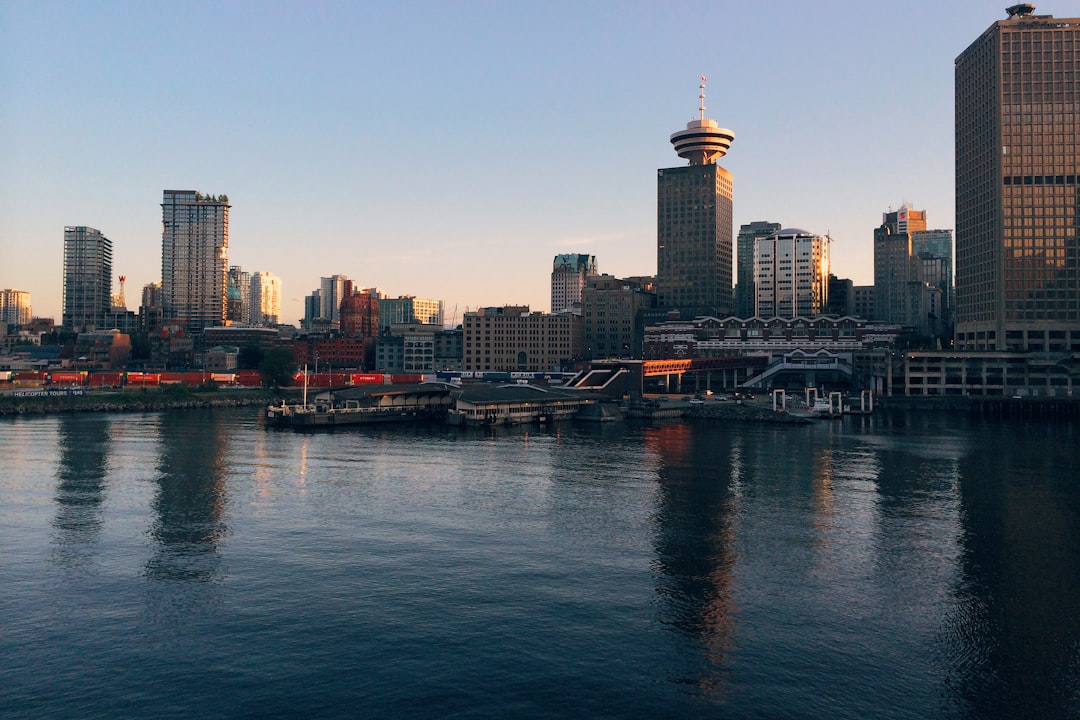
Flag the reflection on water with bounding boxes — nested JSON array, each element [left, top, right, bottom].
[[145, 409, 229, 583], [947, 421, 1080, 720], [647, 422, 739, 696], [51, 415, 111, 570]]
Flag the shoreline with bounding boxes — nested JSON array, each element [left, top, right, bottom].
[[0, 388, 297, 416]]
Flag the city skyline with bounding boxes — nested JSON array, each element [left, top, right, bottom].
[[2, 1, 998, 323]]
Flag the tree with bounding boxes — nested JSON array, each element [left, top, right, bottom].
[[258, 348, 296, 388], [238, 341, 264, 370]]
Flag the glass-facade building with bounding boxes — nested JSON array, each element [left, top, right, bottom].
[[955, 6, 1080, 351], [736, 221, 781, 318], [63, 226, 112, 332]]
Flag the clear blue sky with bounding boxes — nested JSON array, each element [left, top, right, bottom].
[[1, 0, 1013, 325]]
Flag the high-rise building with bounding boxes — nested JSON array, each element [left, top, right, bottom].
[[161, 190, 230, 331], [753, 228, 830, 318], [955, 5, 1080, 352], [874, 205, 927, 325], [1, 289, 32, 328], [912, 228, 954, 328], [656, 78, 735, 316], [320, 275, 350, 324], [736, 221, 781, 318], [250, 271, 282, 326], [63, 226, 112, 332], [550, 254, 598, 314]]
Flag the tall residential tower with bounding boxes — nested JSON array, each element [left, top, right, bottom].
[[955, 4, 1080, 352], [161, 190, 230, 331], [63, 226, 112, 332], [656, 78, 735, 317]]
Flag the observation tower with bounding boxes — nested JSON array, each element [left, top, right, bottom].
[[669, 77, 734, 165]]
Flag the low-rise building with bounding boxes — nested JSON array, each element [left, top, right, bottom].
[[463, 306, 583, 373]]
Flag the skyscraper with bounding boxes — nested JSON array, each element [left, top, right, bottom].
[[736, 221, 781, 317], [550, 254, 598, 314], [955, 4, 1080, 352], [161, 190, 230, 331], [874, 205, 927, 325], [320, 275, 350, 324], [753, 228, 830, 318], [656, 78, 735, 316], [63, 226, 112, 332]]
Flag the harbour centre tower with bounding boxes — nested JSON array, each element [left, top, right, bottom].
[[656, 78, 735, 317]]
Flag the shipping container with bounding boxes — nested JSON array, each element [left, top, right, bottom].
[[349, 373, 384, 386], [389, 374, 423, 385], [88, 372, 124, 387], [49, 372, 86, 385]]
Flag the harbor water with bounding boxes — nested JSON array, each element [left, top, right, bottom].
[[2, 407, 1078, 719]]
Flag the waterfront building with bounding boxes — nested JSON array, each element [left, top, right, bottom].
[[161, 190, 230, 332], [250, 271, 282, 326], [462, 306, 583, 373], [293, 335, 367, 371], [434, 327, 463, 371], [1, 289, 32, 329], [736, 221, 781, 318], [377, 296, 445, 330], [580, 274, 656, 359], [955, 5, 1080, 352], [63, 226, 112, 332], [656, 78, 735, 316], [551, 254, 598, 314], [754, 228, 830, 318]]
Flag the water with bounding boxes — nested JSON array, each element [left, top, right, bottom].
[[2, 407, 1078, 719]]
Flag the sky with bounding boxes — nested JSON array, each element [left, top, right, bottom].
[[0, 0, 1018, 325]]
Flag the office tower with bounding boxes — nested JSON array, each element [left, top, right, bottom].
[[1, 289, 32, 328], [955, 5, 1080, 352], [63, 226, 112, 332], [581, 274, 656, 359], [753, 228, 830, 318], [304, 290, 322, 329], [912, 228, 954, 327], [657, 78, 735, 316], [550, 254, 598, 314], [250, 271, 282, 325], [140, 282, 163, 332], [161, 190, 230, 331], [874, 205, 927, 325], [736, 221, 781, 317], [320, 275, 350, 324]]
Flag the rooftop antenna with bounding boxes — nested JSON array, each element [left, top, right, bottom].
[[699, 75, 707, 121]]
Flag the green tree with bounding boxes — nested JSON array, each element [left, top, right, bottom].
[[258, 348, 296, 388]]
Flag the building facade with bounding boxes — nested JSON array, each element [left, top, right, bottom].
[[754, 228, 830, 318], [319, 275, 349, 324], [63, 226, 112, 332], [656, 79, 735, 316], [580, 274, 656, 359], [462, 306, 583, 372], [550, 254, 598, 314], [227, 266, 251, 324], [1, 289, 32, 329], [377, 296, 445, 330], [250, 271, 282, 326], [955, 5, 1080, 352], [736, 221, 781, 318], [161, 190, 230, 331]]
